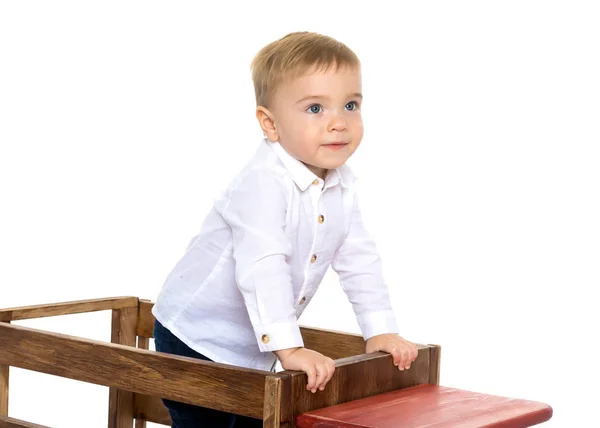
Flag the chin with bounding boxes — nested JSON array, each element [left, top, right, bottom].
[[320, 159, 348, 170]]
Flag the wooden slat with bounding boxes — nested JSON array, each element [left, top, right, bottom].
[[299, 327, 365, 360], [136, 301, 154, 338], [108, 307, 138, 428], [287, 346, 432, 417], [0, 350, 8, 417], [134, 332, 150, 428], [0, 416, 50, 428], [0, 366, 7, 418], [262, 376, 281, 428], [279, 372, 293, 428], [263, 374, 294, 428], [135, 380, 293, 427], [0, 297, 139, 322], [133, 394, 170, 425], [428, 344, 441, 385], [0, 323, 270, 419], [137, 337, 149, 351]]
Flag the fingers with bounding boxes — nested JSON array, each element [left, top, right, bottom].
[[402, 348, 411, 370], [392, 347, 409, 370], [391, 346, 402, 367], [320, 358, 335, 391], [306, 358, 335, 393], [392, 343, 419, 371], [312, 363, 327, 393], [411, 343, 419, 361], [306, 366, 317, 392]]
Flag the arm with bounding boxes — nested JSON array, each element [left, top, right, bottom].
[[331, 193, 400, 340], [223, 168, 303, 353], [331, 193, 418, 370]]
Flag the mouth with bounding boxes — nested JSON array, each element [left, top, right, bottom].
[[322, 142, 349, 150]]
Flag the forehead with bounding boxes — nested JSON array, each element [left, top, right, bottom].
[[279, 65, 362, 98]]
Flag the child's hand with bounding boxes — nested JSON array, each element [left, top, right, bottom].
[[275, 347, 335, 393], [365, 334, 418, 371]]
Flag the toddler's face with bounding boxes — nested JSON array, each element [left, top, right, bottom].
[[268, 66, 364, 179]]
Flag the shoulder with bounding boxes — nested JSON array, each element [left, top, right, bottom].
[[222, 140, 292, 199]]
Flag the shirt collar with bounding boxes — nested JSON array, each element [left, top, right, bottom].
[[267, 139, 356, 191]]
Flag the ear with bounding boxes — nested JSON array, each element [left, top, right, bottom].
[[256, 106, 279, 141]]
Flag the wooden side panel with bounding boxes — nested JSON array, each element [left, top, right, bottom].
[[298, 327, 365, 360], [108, 307, 138, 428], [0, 323, 268, 419], [287, 347, 432, 416], [0, 297, 139, 322]]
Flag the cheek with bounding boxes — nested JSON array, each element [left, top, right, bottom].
[[351, 116, 364, 138], [294, 115, 322, 136]]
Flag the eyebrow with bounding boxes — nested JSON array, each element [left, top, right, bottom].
[[295, 92, 363, 105]]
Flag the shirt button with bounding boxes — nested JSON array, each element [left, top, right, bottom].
[[318, 215, 325, 224], [300, 296, 306, 304], [312, 179, 319, 185], [261, 334, 270, 344], [310, 254, 318, 263]]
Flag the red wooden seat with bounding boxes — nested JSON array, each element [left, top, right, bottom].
[[297, 384, 553, 428]]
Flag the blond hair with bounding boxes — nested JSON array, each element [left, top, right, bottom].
[[250, 32, 360, 107]]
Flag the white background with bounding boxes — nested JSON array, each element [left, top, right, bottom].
[[1, 1, 598, 427]]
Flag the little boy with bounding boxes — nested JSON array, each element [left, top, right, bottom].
[[152, 31, 418, 427]]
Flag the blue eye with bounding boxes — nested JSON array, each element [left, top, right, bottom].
[[307, 104, 322, 114], [345, 101, 358, 111]]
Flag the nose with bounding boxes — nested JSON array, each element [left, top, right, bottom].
[[327, 112, 348, 132]]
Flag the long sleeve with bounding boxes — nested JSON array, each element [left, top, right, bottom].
[[222, 168, 304, 352], [331, 194, 399, 340]]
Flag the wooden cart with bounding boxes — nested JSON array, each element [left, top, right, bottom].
[[0, 297, 552, 427]]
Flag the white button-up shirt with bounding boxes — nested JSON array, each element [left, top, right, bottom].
[[152, 139, 399, 371]]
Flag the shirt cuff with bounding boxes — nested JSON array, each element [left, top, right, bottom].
[[357, 310, 400, 340], [254, 321, 304, 352]]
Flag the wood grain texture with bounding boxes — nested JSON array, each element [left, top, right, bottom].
[[296, 384, 553, 428], [137, 336, 149, 351], [0, 416, 50, 428], [134, 321, 151, 428], [137, 300, 154, 338], [428, 344, 441, 385], [287, 347, 432, 417], [108, 307, 138, 428], [0, 359, 8, 417], [279, 372, 293, 428], [0, 322, 270, 419], [299, 327, 365, 360], [0, 297, 138, 322], [263, 374, 293, 428], [263, 376, 283, 428], [133, 394, 171, 425]]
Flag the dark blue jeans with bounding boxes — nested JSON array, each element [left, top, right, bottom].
[[153, 320, 263, 428]]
